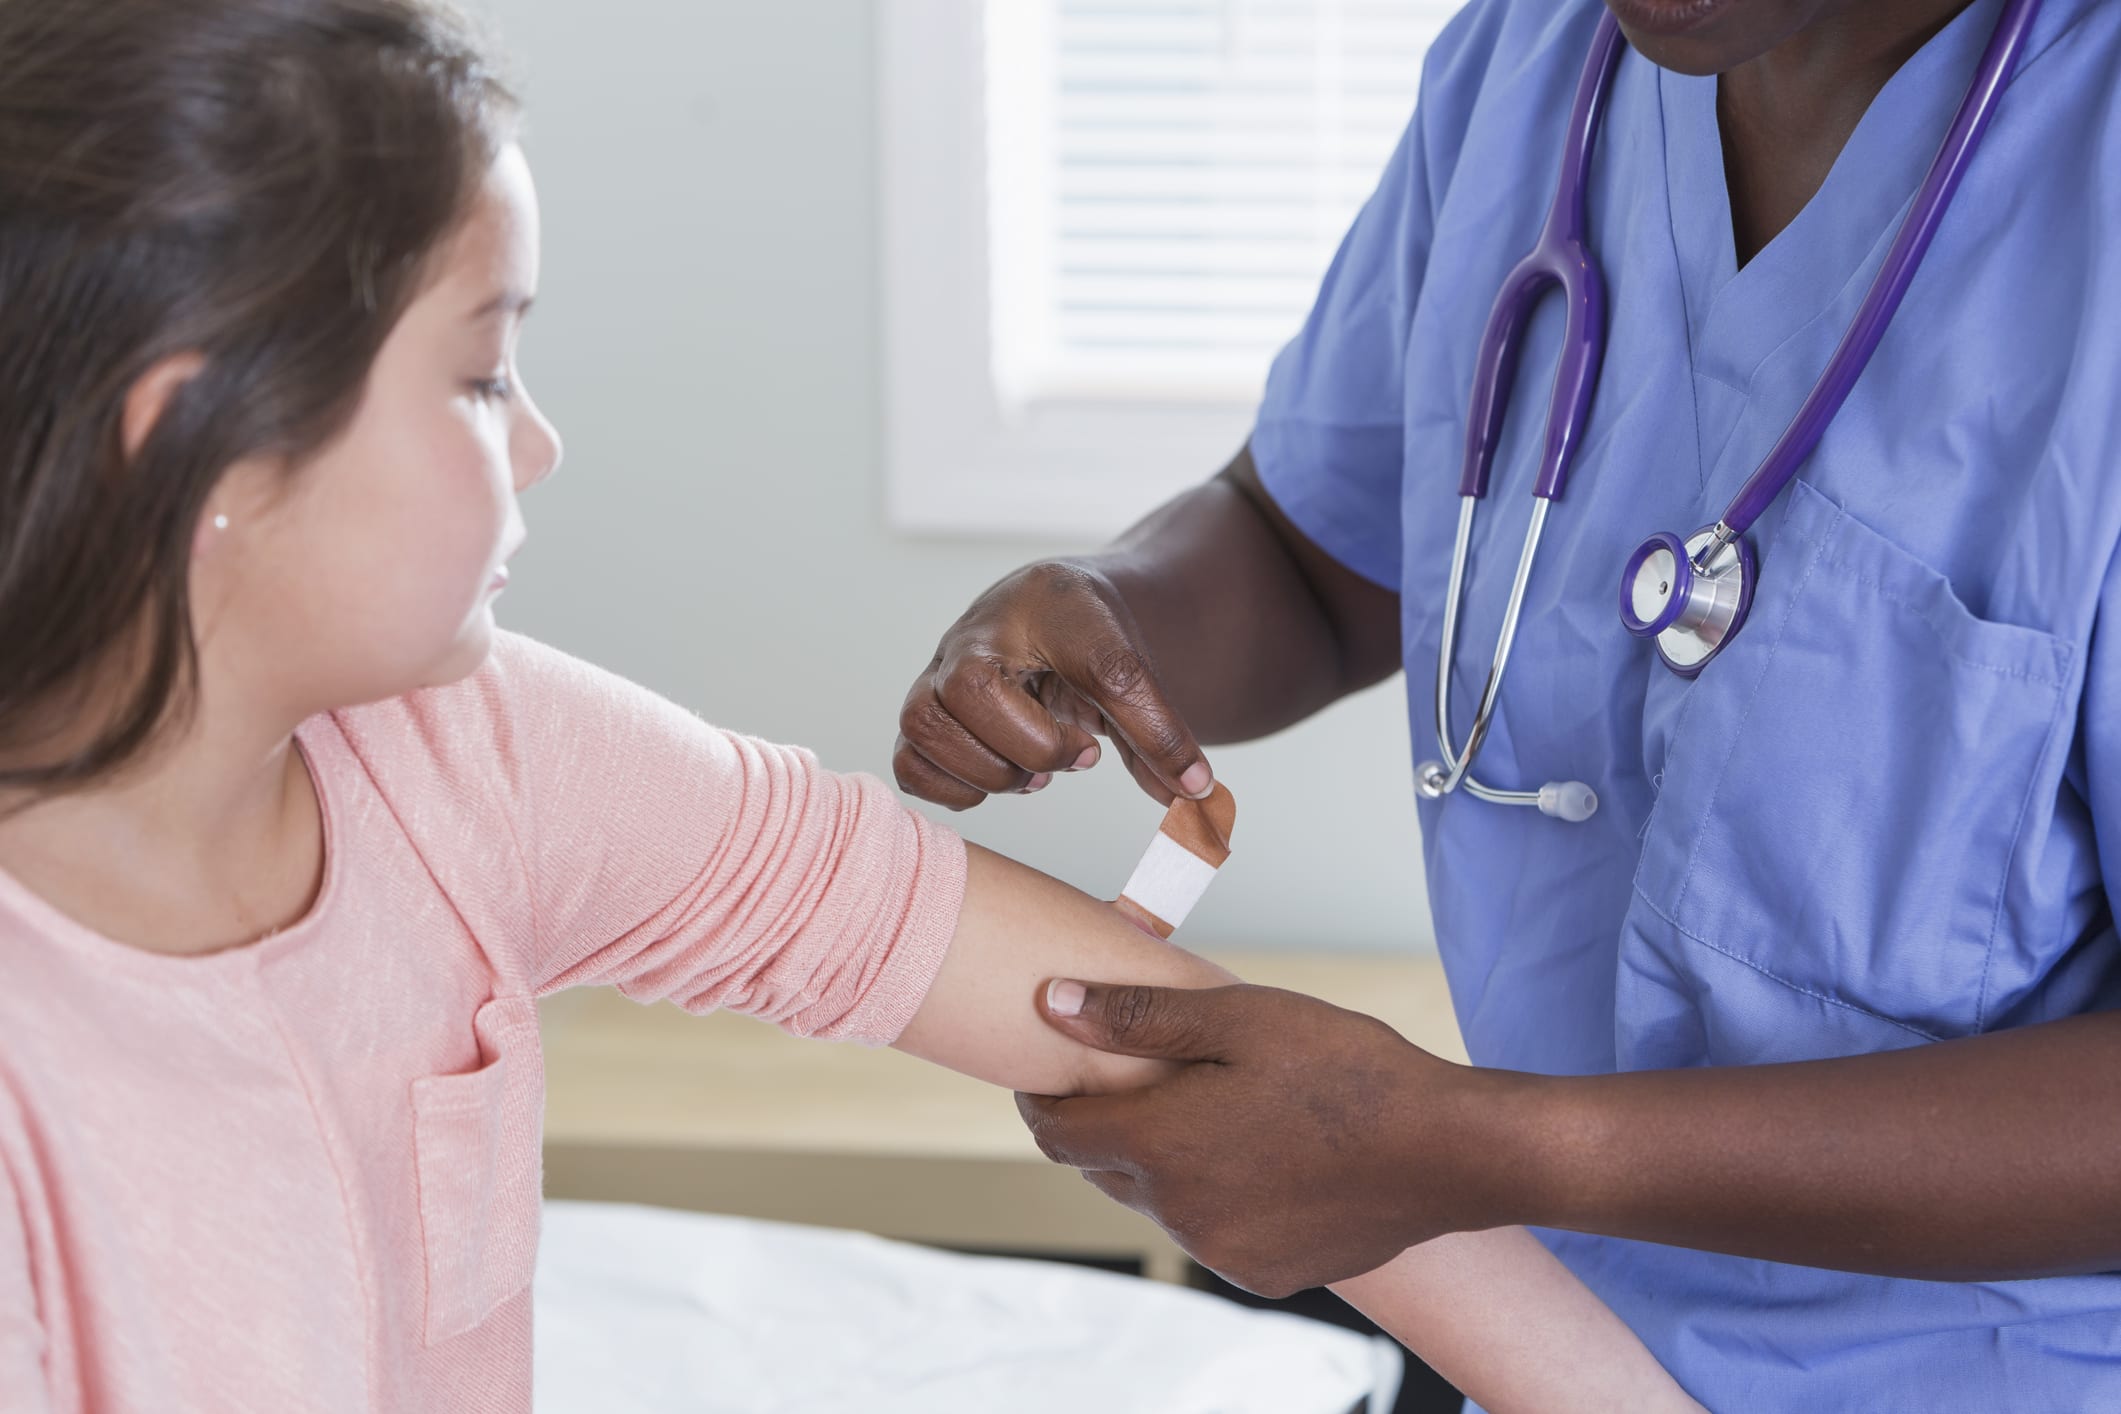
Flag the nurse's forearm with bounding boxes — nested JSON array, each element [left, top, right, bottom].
[[1502, 1010, 2121, 1279], [1087, 445, 1402, 744]]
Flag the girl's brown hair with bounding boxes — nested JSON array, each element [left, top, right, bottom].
[[0, 0, 517, 794]]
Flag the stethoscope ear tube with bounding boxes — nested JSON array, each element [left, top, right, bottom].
[[1419, 12, 1628, 826], [1420, 492, 1602, 821], [1702, 0, 2045, 548]]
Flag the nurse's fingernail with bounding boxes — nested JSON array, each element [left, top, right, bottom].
[[1021, 773, 1053, 795], [1047, 979, 1086, 1018], [1179, 762, 1213, 799], [1069, 745, 1099, 772]]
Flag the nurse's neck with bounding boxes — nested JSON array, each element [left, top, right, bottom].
[[1621, 0, 1977, 267]]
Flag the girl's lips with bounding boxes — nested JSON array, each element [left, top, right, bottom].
[[1604, 0, 1734, 39], [489, 565, 510, 592]]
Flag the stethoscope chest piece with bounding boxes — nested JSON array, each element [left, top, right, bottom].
[[1619, 526, 1757, 678]]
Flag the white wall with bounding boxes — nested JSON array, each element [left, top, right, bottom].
[[486, 0, 1432, 953]]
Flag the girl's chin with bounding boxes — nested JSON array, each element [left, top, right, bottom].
[[413, 609, 500, 692]]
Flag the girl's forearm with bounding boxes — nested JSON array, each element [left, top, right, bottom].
[[1333, 1234, 1704, 1414], [892, 844, 1233, 1096]]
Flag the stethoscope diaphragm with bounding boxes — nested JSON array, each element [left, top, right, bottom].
[[1619, 527, 1757, 679]]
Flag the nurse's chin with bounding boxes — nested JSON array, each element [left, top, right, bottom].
[[1604, 0, 1764, 76]]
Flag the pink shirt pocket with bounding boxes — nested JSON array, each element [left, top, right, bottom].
[[409, 995, 545, 1346]]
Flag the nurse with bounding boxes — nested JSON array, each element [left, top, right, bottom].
[[893, 0, 2121, 1406]]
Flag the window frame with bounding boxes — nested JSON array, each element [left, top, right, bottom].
[[877, 0, 1260, 540]]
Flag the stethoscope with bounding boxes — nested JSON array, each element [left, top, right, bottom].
[[1416, 0, 2042, 823]]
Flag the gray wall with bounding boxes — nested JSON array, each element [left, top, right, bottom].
[[487, 0, 1432, 953]]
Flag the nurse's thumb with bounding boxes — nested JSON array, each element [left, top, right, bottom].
[[1039, 979, 1236, 1062]]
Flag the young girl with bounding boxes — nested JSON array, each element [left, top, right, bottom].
[[0, 2, 1699, 1410]]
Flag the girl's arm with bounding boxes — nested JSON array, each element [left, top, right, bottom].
[[1331, 1234, 1703, 1413], [893, 844, 1702, 1414]]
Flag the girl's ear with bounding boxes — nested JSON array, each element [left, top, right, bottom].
[[192, 509, 231, 559], [121, 352, 207, 460]]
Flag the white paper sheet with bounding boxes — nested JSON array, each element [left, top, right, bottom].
[[534, 1200, 1402, 1414]]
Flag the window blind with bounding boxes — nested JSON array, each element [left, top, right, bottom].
[[986, 0, 1454, 405]]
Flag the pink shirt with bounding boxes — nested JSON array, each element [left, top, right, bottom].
[[0, 634, 967, 1412]]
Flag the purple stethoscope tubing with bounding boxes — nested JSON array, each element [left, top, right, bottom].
[[1421, 0, 2042, 817], [1419, 14, 1622, 818], [1630, 0, 2044, 676], [1711, 0, 2044, 542], [1455, 11, 1622, 502]]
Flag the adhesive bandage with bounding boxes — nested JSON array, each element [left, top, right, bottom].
[[1114, 783, 1236, 939]]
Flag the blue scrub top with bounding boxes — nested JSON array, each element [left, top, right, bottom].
[[1254, 0, 2121, 1405]]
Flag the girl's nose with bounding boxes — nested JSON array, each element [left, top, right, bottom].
[[515, 394, 562, 492]]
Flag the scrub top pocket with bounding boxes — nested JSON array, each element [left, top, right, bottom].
[[1631, 479, 2072, 1053], [410, 994, 546, 1346]]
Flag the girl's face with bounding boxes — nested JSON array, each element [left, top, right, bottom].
[[196, 143, 561, 719]]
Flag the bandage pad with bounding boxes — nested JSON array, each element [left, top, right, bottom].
[[1115, 783, 1236, 939]]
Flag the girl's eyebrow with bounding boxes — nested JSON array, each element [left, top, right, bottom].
[[469, 290, 535, 321]]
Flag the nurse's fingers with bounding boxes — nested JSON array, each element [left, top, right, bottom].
[[1039, 980, 1238, 1064], [932, 645, 1102, 777], [1056, 638, 1213, 804], [890, 734, 988, 812], [895, 675, 1043, 798], [1036, 675, 1105, 770], [1108, 733, 1176, 808], [1015, 1090, 1146, 1175], [900, 560, 1211, 807]]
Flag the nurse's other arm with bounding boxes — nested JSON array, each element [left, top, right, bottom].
[[892, 446, 1400, 810], [1497, 1012, 2121, 1280], [1018, 977, 2121, 1291], [893, 844, 1705, 1414]]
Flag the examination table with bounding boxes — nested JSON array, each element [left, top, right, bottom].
[[534, 1199, 1404, 1413]]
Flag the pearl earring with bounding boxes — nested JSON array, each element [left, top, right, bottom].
[[212, 514, 229, 532]]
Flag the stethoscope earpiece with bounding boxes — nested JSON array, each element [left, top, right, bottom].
[[1415, 759, 1598, 822], [1536, 780, 1599, 823]]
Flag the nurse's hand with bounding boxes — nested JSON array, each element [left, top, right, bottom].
[[893, 560, 1215, 810], [1015, 978, 1520, 1298]]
